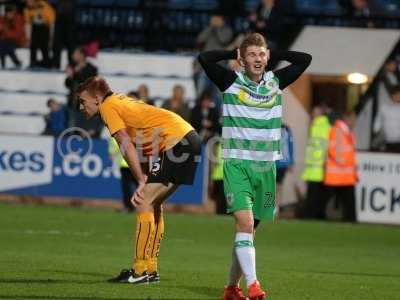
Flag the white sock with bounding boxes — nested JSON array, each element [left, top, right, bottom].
[[228, 246, 242, 286], [234, 232, 257, 287]]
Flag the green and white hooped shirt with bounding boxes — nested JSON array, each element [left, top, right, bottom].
[[222, 71, 283, 162]]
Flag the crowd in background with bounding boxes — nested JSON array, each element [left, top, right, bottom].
[[0, 0, 399, 219], [1, 0, 394, 69], [0, 0, 75, 69], [372, 55, 400, 153], [0, 4, 24, 68]]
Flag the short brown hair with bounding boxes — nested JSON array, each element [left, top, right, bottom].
[[239, 33, 268, 56], [76, 76, 111, 97]]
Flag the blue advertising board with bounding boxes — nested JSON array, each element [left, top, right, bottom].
[[0, 135, 205, 204]]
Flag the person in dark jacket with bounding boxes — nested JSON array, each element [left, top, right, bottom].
[[248, 0, 293, 50], [65, 47, 97, 108], [162, 85, 191, 121], [190, 90, 221, 143], [51, 0, 75, 69], [65, 48, 98, 104], [24, 0, 55, 68]]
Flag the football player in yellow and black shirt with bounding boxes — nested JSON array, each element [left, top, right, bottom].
[[77, 76, 201, 284]]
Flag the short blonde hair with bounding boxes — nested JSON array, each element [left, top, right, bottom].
[[239, 33, 268, 56]]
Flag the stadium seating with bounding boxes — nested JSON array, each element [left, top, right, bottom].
[[0, 92, 65, 115], [381, 0, 400, 15], [1, 0, 399, 137], [72, 0, 400, 50], [0, 114, 46, 135], [0, 49, 196, 135]]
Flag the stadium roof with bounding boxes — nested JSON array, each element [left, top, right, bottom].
[[291, 26, 400, 77]]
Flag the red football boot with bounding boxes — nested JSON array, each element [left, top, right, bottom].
[[248, 281, 267, 300], [223, 285, 248, 300]]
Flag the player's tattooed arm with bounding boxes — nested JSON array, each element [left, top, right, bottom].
[[271, 50, 312, 90], [198, 49, 238, 92]]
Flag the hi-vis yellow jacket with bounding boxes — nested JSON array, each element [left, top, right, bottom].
[[302, 115, 331, 182]]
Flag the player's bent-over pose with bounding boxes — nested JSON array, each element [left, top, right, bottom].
[[77, 76, 201, 284], [199, 33, 311, 300]]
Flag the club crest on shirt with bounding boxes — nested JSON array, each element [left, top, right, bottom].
[[267, 80, 278, 89]]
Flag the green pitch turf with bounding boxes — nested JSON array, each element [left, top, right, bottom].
[[0, 202, 399, 300]]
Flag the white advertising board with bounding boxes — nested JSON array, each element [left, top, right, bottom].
[[0, 135, 54, 191], [356, 152, 400, 225]]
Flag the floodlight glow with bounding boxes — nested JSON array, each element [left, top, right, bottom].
[[347, 73, 368, 84]]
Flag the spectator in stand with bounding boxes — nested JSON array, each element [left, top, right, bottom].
[[249, 0, 274, 30], [382, 59, 400, 89], [197, 12, 233, 52], [324, 111, 358, 222], [374, 85, 400, 153], [249, 0, 275, 44], [65, 47, 98, 112], [351, 0, 374, 16], [339, 0, 379, 27], [43, 98, 67, 136], [51, 0, 75, 69], [65, 47, 99, 135], [372, 60, 400, 151], [137, 83, 154, 105], [0, 5, 24, 69], [195, 12, 233, 108], [190, 90, 221, 143], [217, 0, 246, 25], [139, 0, 168, 51], [248, 0, 293, 51], [8, 1, 26, 13], [162, 84, 190, 121], [127, 90, 139, 99], [24, 0, 55, 68]]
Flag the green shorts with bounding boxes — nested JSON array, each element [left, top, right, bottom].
[[223, 158, 276, 221]]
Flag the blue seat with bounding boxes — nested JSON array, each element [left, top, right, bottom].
[[380, 0, 400, 15], [115, 0, 140, 7], [76, 0, 92, 5], [88, 0, 114, 6], [324, 0, 344, 14], [168, 0, 191, 9], [295, 0, 324, 13], [191, 0, 218, 10], [245, 0, 259, 12]]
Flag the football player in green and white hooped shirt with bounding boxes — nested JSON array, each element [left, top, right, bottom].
[[198, 33, 311, 300]]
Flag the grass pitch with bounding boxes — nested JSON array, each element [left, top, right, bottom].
[[0, 202, 399, 300]]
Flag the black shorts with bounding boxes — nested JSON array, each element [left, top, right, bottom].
[[147, 130, 201, 185]]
